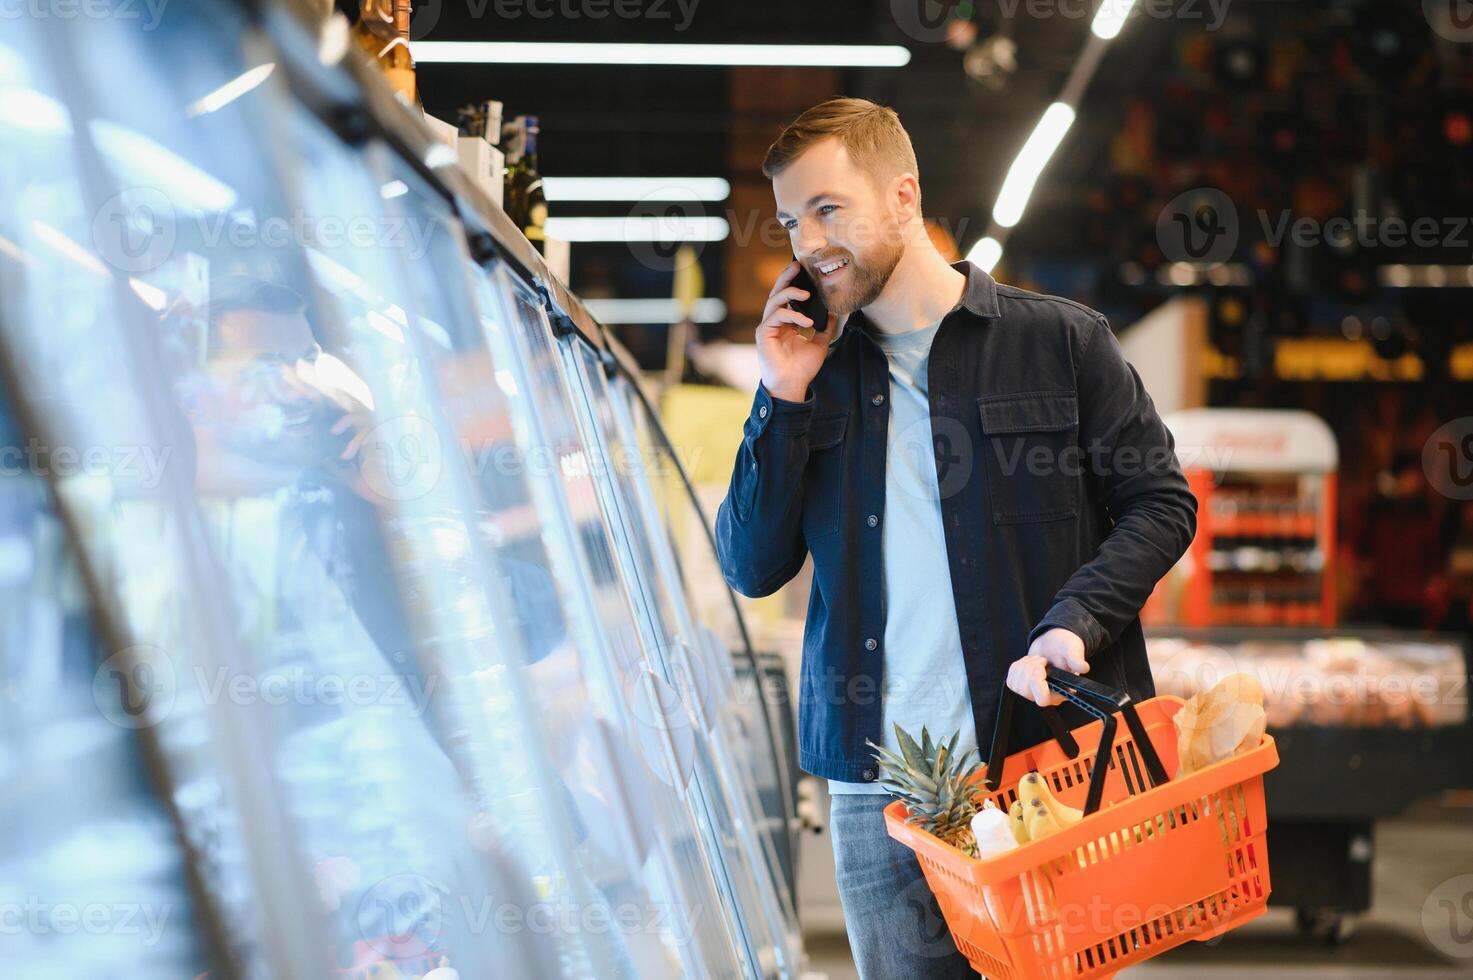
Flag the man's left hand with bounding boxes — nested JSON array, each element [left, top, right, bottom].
[[1007, 628, 1088, 706]]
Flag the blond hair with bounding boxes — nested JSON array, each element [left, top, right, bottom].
[[761, 97, 920, 211]]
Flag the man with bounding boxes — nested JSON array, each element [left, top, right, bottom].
[[714, 97, 1197, 978]]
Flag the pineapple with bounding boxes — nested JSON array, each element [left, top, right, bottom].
[[867, 724, 985, 857]]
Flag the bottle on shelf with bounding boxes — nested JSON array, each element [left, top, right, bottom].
[[502, 114, 547, 253], [457, 100, 506, 207], [351, 0, 421, 113]]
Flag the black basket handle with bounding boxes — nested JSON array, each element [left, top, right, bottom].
[[984, 665, 1169, 815]]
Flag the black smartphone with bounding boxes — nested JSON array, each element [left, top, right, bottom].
[[786, 255, 829, 335]]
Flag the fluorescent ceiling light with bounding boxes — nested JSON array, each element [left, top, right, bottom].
[[1091, 0, 1137, 39], [542, 177, 730, 202], [128, 277, 168, 310], [544, 215, 729, 243], [185, 62, 275, 117], [0, 88, 71, 134], [966, 236, 1002, 274], [583, 297, 727, 324], [413, 42, 911, 68], [90, 120, 238, 213], [29, 221, 109, 278], [992, 102, 1076, 229]]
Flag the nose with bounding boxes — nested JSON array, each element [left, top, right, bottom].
[[793, 216, 827, 260]]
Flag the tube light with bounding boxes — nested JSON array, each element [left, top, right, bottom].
[[966, 236, 1003, 274], [992, 102, 1076, 229], [542, 177, 730, 202], [412, 42, 911, 68], [185, 63, 275, 117], [544, 215, 728, 243], [583, 298, 727, 324], [1091, 0, 1137, 40]]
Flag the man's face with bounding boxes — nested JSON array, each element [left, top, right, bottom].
[[204, 306, 327, 462], [773, 137, 906, 317]]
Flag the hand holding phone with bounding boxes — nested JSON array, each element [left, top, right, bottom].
[[754, 259, 839, 403]]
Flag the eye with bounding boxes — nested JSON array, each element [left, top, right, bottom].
[[782, 219, 797, 231], [818, 204, 839, 216]]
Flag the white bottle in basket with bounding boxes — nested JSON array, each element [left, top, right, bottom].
[[970, 801, 1019, 859]]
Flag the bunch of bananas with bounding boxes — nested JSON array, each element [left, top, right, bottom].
[[1008, 771, 1083, 844]]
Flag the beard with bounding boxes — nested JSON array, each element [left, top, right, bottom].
[[816, 219, 905, 317]]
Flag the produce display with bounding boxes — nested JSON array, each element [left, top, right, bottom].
[[1148, 635, 1465, 728]]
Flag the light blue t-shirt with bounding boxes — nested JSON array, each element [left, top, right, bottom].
[[828, 312, 978, 795]]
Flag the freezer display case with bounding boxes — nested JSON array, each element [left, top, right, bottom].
[[0, 3, 800, 978], [0, 392, 224, 979]]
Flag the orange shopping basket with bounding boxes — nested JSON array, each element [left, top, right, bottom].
[[884, 666, 1279, 979]]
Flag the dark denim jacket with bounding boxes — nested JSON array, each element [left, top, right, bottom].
[[715, 260, 1198, 783]]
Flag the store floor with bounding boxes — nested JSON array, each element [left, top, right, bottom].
[[799, 816, 1473, 979]]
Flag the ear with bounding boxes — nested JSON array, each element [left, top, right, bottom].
[[892, 171, 921, 223]]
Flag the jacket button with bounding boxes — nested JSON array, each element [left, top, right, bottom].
[[758, 405, 768, 418], [864, 637, 877, 651], [862, 768, 876, 780], [867, 514, 878, 527], [871, 393, 885, 406]]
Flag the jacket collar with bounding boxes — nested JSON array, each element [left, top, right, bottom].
[[839, 258, 1001, 346]]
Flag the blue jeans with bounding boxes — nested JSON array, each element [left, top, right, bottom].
[[829, 794, 982, 980]]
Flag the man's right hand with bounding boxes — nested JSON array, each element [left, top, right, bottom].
[[756, 260, 843, 403]]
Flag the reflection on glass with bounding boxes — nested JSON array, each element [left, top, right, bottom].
[[490, 272, 751, 980], [558, 340, 802, 977], [0, 393, 214, 979], [616, 377, 800, 946]]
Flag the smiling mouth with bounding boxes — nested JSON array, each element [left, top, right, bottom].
[[816, 256, 851, 280]]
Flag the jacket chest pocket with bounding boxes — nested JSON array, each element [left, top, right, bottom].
[[802, 411, 848, 539], [977, 391, 1080, 524]]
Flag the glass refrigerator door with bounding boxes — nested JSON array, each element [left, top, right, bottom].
[[0, 14, 314, 978], [0, 7, 564, 977], [0, 395, 218, 978], [484, 267, 753, 979], [611, 375, 800, 950], [557, 341, 793, 978], [362, 153, 730, 980]]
